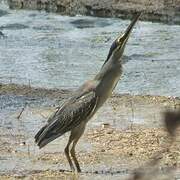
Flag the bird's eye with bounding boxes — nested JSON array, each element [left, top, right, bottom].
[[117, 37, 121, 44]]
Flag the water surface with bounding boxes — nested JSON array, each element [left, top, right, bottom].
[[0, 2, 180, 96]]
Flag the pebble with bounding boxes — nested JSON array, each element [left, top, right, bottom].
[[102, 123, 111, 128]]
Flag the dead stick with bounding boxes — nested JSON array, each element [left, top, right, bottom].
[[17, 103, 27, 119]]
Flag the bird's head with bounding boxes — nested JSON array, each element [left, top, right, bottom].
[[104, 13, 141, 66]]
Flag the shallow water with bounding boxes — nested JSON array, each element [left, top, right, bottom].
[[0, 2, 180, 96]]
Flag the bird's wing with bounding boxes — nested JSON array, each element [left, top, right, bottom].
[[47, 100, 69, 123], [35, 90, 98, 148]]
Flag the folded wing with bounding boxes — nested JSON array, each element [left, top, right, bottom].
[[35, 90, 98, 148]]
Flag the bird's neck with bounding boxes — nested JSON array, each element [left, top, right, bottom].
[[94, 60, 122, 81], [94, 62, 122, 108]]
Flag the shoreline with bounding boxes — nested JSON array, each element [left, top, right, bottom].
[[1, 83, 180, 101], [7, 0, 180, 24]]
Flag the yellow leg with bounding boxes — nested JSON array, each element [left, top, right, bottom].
[[70, 122, 86, 172], [64, 134, 75, 171]]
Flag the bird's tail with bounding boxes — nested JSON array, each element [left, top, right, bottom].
[[37, 133, 61, 149], [35, 125, 63, 149], [34, 125, 47, 143]]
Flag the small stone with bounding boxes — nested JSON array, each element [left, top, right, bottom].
[[13, 150, 18, 153], [102, 123, 110, 128], [20, 141, 26, 146], [106, 129, 113, 134]]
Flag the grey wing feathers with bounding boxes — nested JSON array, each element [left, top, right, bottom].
[[34, 91, 98, 148], [34, 101, 67, 141]]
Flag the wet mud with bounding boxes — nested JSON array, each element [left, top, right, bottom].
[[0, 84, 180, 179]]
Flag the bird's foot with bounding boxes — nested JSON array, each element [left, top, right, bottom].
[[70, 165, 75, 172]]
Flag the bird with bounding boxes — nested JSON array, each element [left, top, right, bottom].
[[35, 13, 141, 173], [164, 110, 180, 137], [0, 31, 5, 38]]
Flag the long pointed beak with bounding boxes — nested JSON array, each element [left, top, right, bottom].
[[119, 12, 141, 44]]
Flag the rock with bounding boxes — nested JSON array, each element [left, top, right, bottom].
[[0, 23, 29, 30], [101, 123, 111, 128], [20, 141, 26, 146]]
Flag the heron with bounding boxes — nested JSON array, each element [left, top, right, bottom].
[[35, 13, 141, 172]]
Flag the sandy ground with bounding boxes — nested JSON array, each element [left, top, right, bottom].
[[0, 83, 180, 179], [0, 127, 180, 179]]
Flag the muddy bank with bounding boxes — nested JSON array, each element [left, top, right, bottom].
[[0, 83, 72, 100], [1, 83, 180, 102], [7, 0, 180, 24], [0, 83, 180, 179], [1, 83, 180, 129]]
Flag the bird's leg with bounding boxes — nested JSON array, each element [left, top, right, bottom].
[[70, 123, 86, 173], [70, 140, 81, 172], [64, 134, 75, 172]]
